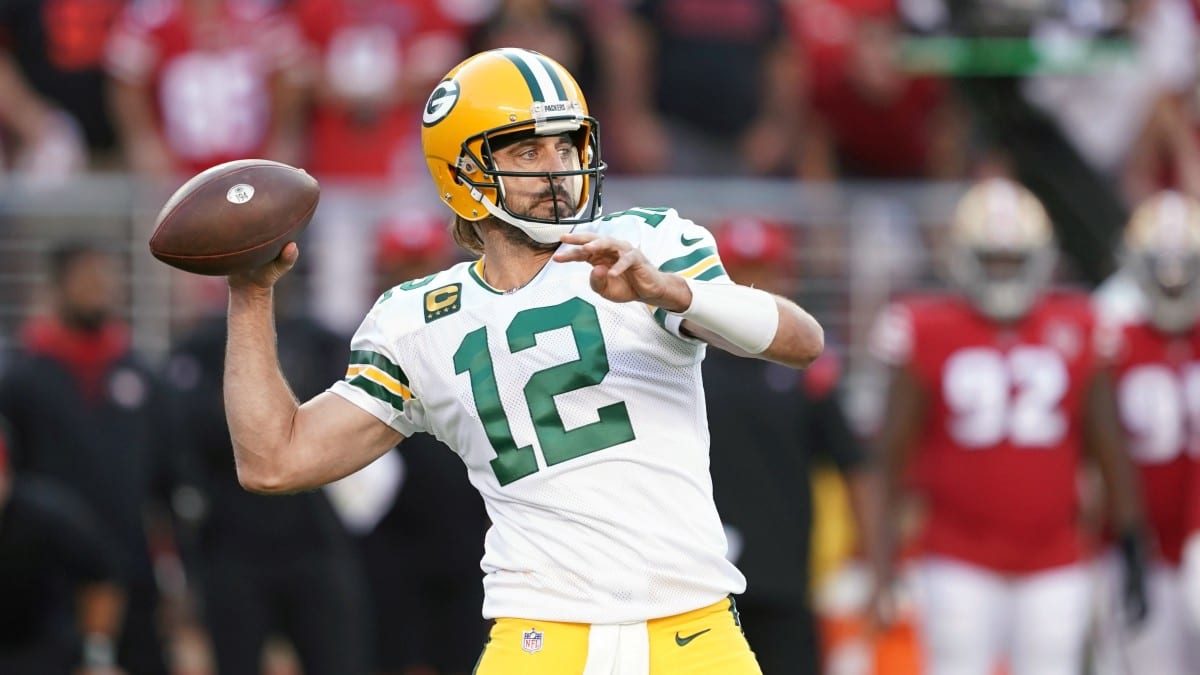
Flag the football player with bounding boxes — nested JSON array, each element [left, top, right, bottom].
[[866, 178, 1145, 675], [219, 48, 824, 674], [1095, 191, 1200, 675], [1186, 458, 1200, 648]]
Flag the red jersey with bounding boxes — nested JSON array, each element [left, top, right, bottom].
[[1189, 459, 1200, 542], [294, 0, 464, 180], [872, 291, 1101, 572], [105, 0, 303, 172], [1110, 320, 1200, 566]]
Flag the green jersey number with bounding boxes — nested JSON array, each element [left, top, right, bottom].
[[452, 297, 636, 485]]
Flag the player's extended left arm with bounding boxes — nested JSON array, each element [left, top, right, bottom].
[[555, 232, 823, 368]]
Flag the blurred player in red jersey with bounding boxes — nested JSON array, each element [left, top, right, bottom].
[[1094, 191, 1200, 675], [104, 0, 306, 176], [866, 178, 1145, 675], [1186, 449, 1200, 642]]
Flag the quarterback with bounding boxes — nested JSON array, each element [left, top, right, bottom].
[[222, 49, 823, 674]]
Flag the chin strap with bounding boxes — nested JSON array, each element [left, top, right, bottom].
[[468, 185, 598, 244]]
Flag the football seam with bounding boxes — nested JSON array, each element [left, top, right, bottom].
[[150, 164, 316, 255], [152, 195, 319, 261]]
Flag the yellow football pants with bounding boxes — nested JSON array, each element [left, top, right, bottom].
[[473, 597, 763, 675]]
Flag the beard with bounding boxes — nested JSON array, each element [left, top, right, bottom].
[[492, 217, 560, 253]]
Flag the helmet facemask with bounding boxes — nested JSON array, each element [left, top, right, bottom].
[[949, 245, 1057, 322], [1123, 190, 1200, 334], [944, 178, 1057, 322], [1127, 245, 1200, 334], [455, 117, 605, 244]]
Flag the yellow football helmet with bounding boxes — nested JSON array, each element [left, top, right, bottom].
[[420, 48, 604, 243], [944, 178, 1057, 321], [1122, 190, 1200, 333]]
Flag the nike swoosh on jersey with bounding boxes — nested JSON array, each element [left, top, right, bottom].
[[674, 629, 711, 646], [680, 234, 704, 246]]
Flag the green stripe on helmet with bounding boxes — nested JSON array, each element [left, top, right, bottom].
[[500, 51, 544, 102], [533, 53, 568, 100]]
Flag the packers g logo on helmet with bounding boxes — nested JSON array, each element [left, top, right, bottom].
[[423, 80, 460, 127], [420, 48, 605, 244]]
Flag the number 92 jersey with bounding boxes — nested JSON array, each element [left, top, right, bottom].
[[329, 207, 747, 623], [870, 291, 1102, 573]]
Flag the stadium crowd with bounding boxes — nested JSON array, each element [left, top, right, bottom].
[[2, 0, 1200, 674]]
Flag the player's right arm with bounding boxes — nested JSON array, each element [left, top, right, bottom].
[[225, 244, 403, 494]]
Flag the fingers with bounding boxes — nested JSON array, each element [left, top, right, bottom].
[[553, 233, 632, 264], [278, 242, 300, 270], [590, 265, 610, 294], [608, 249, 636, 278], [559, 231, 600, 246], [229, 242, 300, 290]]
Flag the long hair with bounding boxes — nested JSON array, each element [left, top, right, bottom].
[[452, 215, 485, 256]]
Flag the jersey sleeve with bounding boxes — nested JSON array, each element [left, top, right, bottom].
[[610, 207, 732, 339], [641, 208, 731, 285], [328, 301, 426, 437]]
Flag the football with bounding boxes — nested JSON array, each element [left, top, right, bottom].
[[149, 159, 320, 275]]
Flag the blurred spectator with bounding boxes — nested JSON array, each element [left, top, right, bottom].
[[1022, 0, 1199, 205], [0, 419, 128, 675], [0, 241, 179, 675], [327, 215, 489, 675], [1092, 191, 1200, 675], [600, 0, 801, 175], [0, 50, 87, 182], [294, 0, 464, 182], [469, 0, 599, 99], [104, 0, 307, 176], [906, 0, 1198, 283], [703, 216, 871, 675], [293, 0, 464, 332], [165, 270, 370, 675], [790, 0, 968, 180], [866, 179, 1145, 675], [0, 0, 120, 167]]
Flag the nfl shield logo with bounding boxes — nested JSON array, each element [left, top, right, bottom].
[[522, 628, 544, 654]]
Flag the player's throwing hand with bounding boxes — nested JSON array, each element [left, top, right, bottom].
[[554, 231, 692, 311]]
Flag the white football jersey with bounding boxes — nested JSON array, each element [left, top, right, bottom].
[[329, 207, 747, 623]]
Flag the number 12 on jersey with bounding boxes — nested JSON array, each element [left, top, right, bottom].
[[453, 298, 637, 485]]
